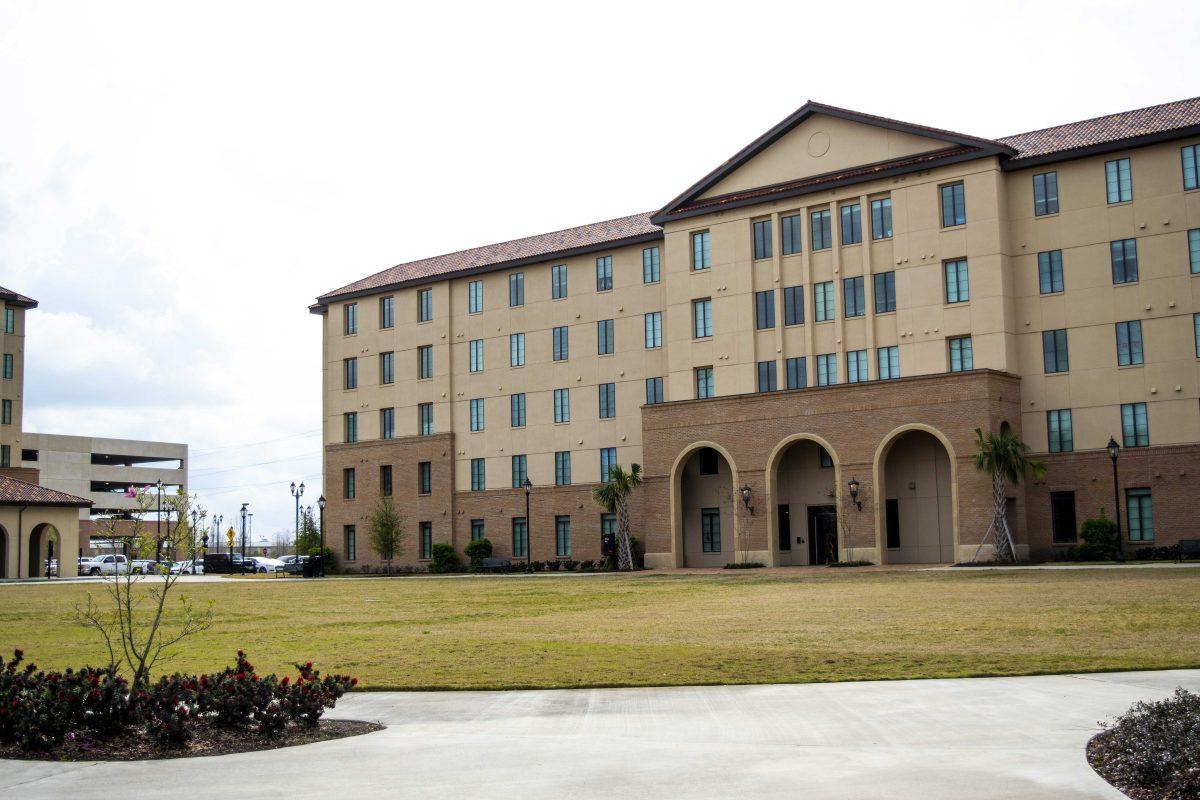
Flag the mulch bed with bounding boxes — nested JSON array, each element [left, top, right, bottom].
[[0, 719, 384, 762]]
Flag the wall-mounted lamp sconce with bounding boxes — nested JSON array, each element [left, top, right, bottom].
[[739, 483, 755, 516], [848, 477, 862, 511]]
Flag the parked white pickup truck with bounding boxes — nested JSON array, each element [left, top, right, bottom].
[[81, 554, 130, 576]]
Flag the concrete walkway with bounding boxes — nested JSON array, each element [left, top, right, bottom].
[[3, 669, 1196, 799]]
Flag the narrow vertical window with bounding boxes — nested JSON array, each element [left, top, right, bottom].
[[417, 345, 433, 379], [810, 209, 832, 250], [510, 393, 526, 427], [756, 360, 777, 392], [1032, 171, 1059, 216], [1047, 409, 1073, 453], [553, 388, 570, 423], [552, 263, 569, 298], [1183, 144, 1199, 191], [380, 465, 393, 497], [1121, 402, 1149, 447], [754, 290, 776, 329], [1115, 321, 1144, 366], [642, 247, 660, 283], [692, 299, 713, 338], [644, 312, 663, 348], [1126, 488, 1154, 541], [3, 309, 14, 334], [781, 214, 802, 255], [343, 468, 356, 499], [419, 522, 432, 560], [1110, 238, 1139, 284], [691, 231, 711, 270], [555, 516, 571, 557], [417, 288, 432, 322], [469, 398, 485, 432], [344, 526, 356, 561], [785, 357, 806, 389], [839, 203, 862, 245], [695, 366, 714, 399], [842, 277, 865, 318], [873, 272, 896, 313], [379, 296, 394, 328], [511, 454, 528, 487], [471, 519, 486, 541], [512, 517, 528, 558], [784, 285, 805, 325], [508, 272, 525, 307], [600, 447, 617, 481], [469, 339, 484, 373], [344, 303, 358, 335], [940, 182, 966, 227], [2, 354, 12, 380], [814, 281, 835, 322], [470, 458, 486, 491], [1189, 228, 1200, 274], [1105, 157, 1133, 203], [554, 452, 572, 486], [753, 219, 773, 260], [944, 259, 969, 303], [1, 399, 12, 425], [645, 377, 664, 405], [552, 326, 569, 361], [343, 358, 358, 389], [380, 351, 394, 384], [701, 508, 721, 553], [816, 354, 837, 386], [468, 280, 483, 313], [509, 332, 525, 366], [380, 407, 394, 439], [949, 336, 973, 372], [1042, 329, 1069, 374], [418, 462, 432, 494], [1038, 250, 1065, 294], [418, 403, 433, 435], [596, 255, 613, 290], [597, 319, 615, 354], [870, 198, 892, 239], [598, 382, 616, 419], [846, 349, 868, 383], [877, 346, 900, 380]]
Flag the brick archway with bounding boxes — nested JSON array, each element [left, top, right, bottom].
[[873, 424, 960, 564], [668, 441, 740, 567], [764, 433, 841, 567]]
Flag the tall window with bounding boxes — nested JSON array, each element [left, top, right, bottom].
[[944, 259, 969, 303], [418, 461, 432, 494], [343, 303, 358, 335], [552, 326, 569, 361], [1105, 157, 1132, 203], [344, 526, 356, 561], [343, 412, 357, 443], [877, 346, 900, 380], [816, 353, 837, 386], [757, 360, 777, 392], [380, 464, 393, 497], [1, 444, 9, 468], [380, 407, 394, 439], [645, 376, 665, 404], [555, 516, 572, 557], [2, 353, 12, 380], [753, 219, 773, 259], [508, 272, 524, 307], [596, 255, 613, 290], [469, 398, 485, 431], [691, 231, 711, 270], [470, 458, 486, 491], [418, 403, 433, 435], [511, 454, 528, 487], [1116, 320, 1144, 366], [840, 203, 862, 245], [868, 273, 894, 316], [512, 517, 528, 558], [1, 399, 11, 426], [597, 319, 615, 354], [598, 382, 616, 419], [1126, 488, 1154, 541], [469, 339, 484, 373], [417, 288, 432, 322], [419, 522, 432, 559], [1050, 492, 1077, 544], [1042, 329, 1069, 373], [343, 357, 357, 390], [644, 312, 663, 348], [871, 197, 893, 239], [755, 290, 776, 329], [814, 281, 834, 322], [784, 285, 804, 325], [555, 452, 572, 486], [846, 349, 868, 383], [693, 299, 713, 338], [1195, 313, 1200, 358], [1032, 171, 1059, 216], [786, 357, 806, 389], [471, 519, 486, 541], [343, 467, 356, 499], [418, 345, 433, 379], [1189, 228, 1200, 274], [509, 332, 525, 366], [380, 351, 394, 385], [600, 447, 617, 481], [940, 182, 966, 227], [1184, 144, 1199, 191], [782, 214, 802, 254], [601, 513, 617, 546], [842, 277, 865, 318], [810, 209, 832, 250], [695, 366, 714, 399], [642, 247, 660, 283], [468, 280, 483, 313], [1110, 238, 1139, 284], [1121, 402, 1149, 447], [510, 393, 526, 427], [379, 296, 394, 329], [1038, 250, 1065, 294], [553, 388, 570, 423], [552, 263, 568, 298], [949, 336, 973, 372], [1047, 409, 1073, 453], [701, 508, 721, 553]]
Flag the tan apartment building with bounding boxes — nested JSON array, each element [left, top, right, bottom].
[[0, 286, 35, 474], [312, 97, 1200, 569]]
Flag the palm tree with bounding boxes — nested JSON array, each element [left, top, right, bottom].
[[972, 427, 1045, 563], [592, 463, 642, 571]]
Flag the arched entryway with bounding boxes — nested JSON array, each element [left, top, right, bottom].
[[875, 426, 958, 564], [27, 523, 61, 578], [670, 443, 737, 567], [766, 435, 840, 566]]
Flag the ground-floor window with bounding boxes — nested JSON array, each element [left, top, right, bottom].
[[344, 525, 356, 561], [701, 508, 721, 553], [1049, 491, 1077, 543], [470, 519, 485, 541], [512, 517, 528, 558], [555, 515, 571, 557], [1126, 488, 1154, 541], [419, 521, 432, 559]]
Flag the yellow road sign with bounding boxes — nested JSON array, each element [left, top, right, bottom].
[[226, 527, 236, 547]]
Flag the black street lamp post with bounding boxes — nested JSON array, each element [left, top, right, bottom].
[[155, 479, 164, 563], [240, 503, 248, 560], [317, 495, 326, 577], [290, 481, 305, 561], [1107, 437, 1125, 564], [200, 532, 208, 574], [190, 508, 199, 566], [523, 477, 533, 573], [213, 514, 223, 555]]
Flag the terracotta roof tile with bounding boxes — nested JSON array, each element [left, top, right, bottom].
[[0, 475, 92, 507], [0, 286, 37, 308], [1000, 96, 1200, 161]]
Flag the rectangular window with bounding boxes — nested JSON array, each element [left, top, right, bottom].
[[819, 447, 833, 468], [417, 288, 432, 322], [783, 285, 804, 325], [597, 319, 615, 354], [816, 353, 837, 386], [1110, 238, 1139, 284], [810, 209, 832, 250], [343, 467, 356, 499], [1050, 492, 1077, 544], [418, 403, 433, 435], [1121, 402, 1149, 447], [644, 312, 663, 348], [379, 351, 394, 385], [596, 255, 613, 290], [814, 281, 835, 322], [846, 349, 868, 383], [553, 388, 570, 423], [552, 263, 568, 298], [877, 346, 900, 380], [379, 296, 394, 329], [873, 272, 896, 313], [840, 203, 862, 245], [470, 519, 485, 542], [1047, 409, 1073, 453], [695, 366, 714, 399], [343, 412, 357, 443], [555, 516, 571, 557], [754, 290, 776, 329], [508, 272, 524, 307], [470, 458, 486, 491], [645, 377, 664, 405], [785, 357, 807, 389], [1184, 144, 1199, 191], [1032, 171, 1060, 216], [842, 277, 865, 318], [871, 197, 893, 239], [344, 526, 356, 561], [552, 326, 569, 361], [417, 345, 433, 379], [511, 517, 528, 558], [418, 461, 432, 495], [1105, 157, 1132, 203], [509, 333, 525, 366], [468, 280, 483, 313], [3, 309, 13, 334], [949, 336, 973, 372], [944, 259, 969, 303], [1116, 320, 1144, 366], [343, 303, 358, 335], [2, 353, 11, 379], [554, 451, 572, 486], [510, 393, 526, 428], [600, 447, 617, 481], [940, 182, 966, 227], [469, 339, 484, 373], [0, 444, 8, 468], [469, 398, 485, 432], [1042, 329, 1069, 373], [1038, 250, 1065, 294], [1189, 228, 1200, 274], [701, 508, 721, 553], [692, 298, 713, 338], [417, 522, 432, 560], [781, 214, 802, 255], [601, 513, 617, 544], [343, 357, 358, 390], [511, 454, 528, 488], [642, 247, 660, 284], [691, 231, 711, 270], [598, 382, 616, 419], [1195, 313, 1200, 358], [753, 219, 773, 260], [1126, 488, 1154, 541], [756, 360, 777, 392], [380, 464, 393, 497], [380, 407, 394, 440]]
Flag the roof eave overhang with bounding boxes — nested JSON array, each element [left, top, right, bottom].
[[1000, 124, 1200, 171]]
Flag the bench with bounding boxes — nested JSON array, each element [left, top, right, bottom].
[[481, 557, 512, 571], [1177, 539, 1200, 562]]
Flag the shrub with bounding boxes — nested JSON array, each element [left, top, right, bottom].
[[142, 673, 200, 746], [1134, 545, 1179, 561], [1078, 513, 1118, 560], [723, 562, 766, 569], [464, 538, 493, 570], [284, 661, 355, 728], [429, 543, 463, 574], [308, 546, 336, 573], [828, 560, 875, 568], [1089, 687, 1200, 800]]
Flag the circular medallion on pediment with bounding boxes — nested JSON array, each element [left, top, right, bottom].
[[807, 131, 830, 157]]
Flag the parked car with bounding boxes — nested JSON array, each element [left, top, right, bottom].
[[82, 554, 130, 576], [169, 560, 204, 575], [248, 556, 285, 574], [202, 553, 257, 574]]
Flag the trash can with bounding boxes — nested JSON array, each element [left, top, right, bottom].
[[302, 558, 315, 578]]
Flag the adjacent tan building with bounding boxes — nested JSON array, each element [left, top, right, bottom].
[[312, 97, 1200, 568]]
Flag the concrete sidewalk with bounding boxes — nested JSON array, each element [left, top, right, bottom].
[[3, 669, 1196, 799]]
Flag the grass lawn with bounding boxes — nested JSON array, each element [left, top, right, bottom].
[[1, 568, 1198, 690]]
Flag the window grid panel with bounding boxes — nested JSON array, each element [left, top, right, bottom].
[[786, 356, 807, 389], [470, 458, 486, 491], [843, 277, 865, 318], [642, 247, 660, 283], [380, 407, 394, 439], [417, 289, 432, 322], [596, 255, 613, 291], [756, 360, 777, 392], [1042, 329, 1069, 373], [1126, 488, 1154, 541], [554, 452, 572, 486], [644, 312, 663, 348], [755, 290, 776, 329], [553, 326, 569, 361], [784, 285, 805, 325], [840, 203, 862, 245], [511, 455, 528, 488], [846, 349, 868, 383], [1105, 157, 1133, 203], [508, 272, 525, 307], [949, 336, 973, 372], [691, 231, 711, 270], [510, 393, 526, 428], [1116, 321, 1144, 366], [379, 296, 394, 329], [469, 398, 485, 432], [753, 219, 773, 260], [814, 281, 834, 322], [1038, 250, 1065, 294], [1047, 409, 1074, 453], [781, 214, 802, 255], [870, 197, 893, 239], [1033, 171, 1060, 216], [1184, 144, 1199, 191], [600, 447, 617, 481], [1110, 238, 1139, 284], [1189, 228, 1200, 274], [509, 333, 526, 366], [597, 319, 615, 354], [877, 346, 899, 380], [810, 209, 831, 250], [816, 353, 837, 386], [552, 263, 568, 299], [695, 367, 714, 399], [873, 272, 896, 313], [645, 377, 664, 405], [693, 299, 713, 338], [380, 351, 394, 385], [555, 516, 571, 557], [940, 182, 966, 227], [598, 382, 616, 419], [1121, 402, 1149, 447], [468, 280, 483, 313], [701, 508, 721, 553], [944, 259, 969, 303], [553, 388, 570, 423]]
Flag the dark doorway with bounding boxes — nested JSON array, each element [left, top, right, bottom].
[[807, 505, 837, 565], [777, 505, 791, 552]]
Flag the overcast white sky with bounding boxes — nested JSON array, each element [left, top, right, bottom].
[[0, 0, 1195, 537]]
